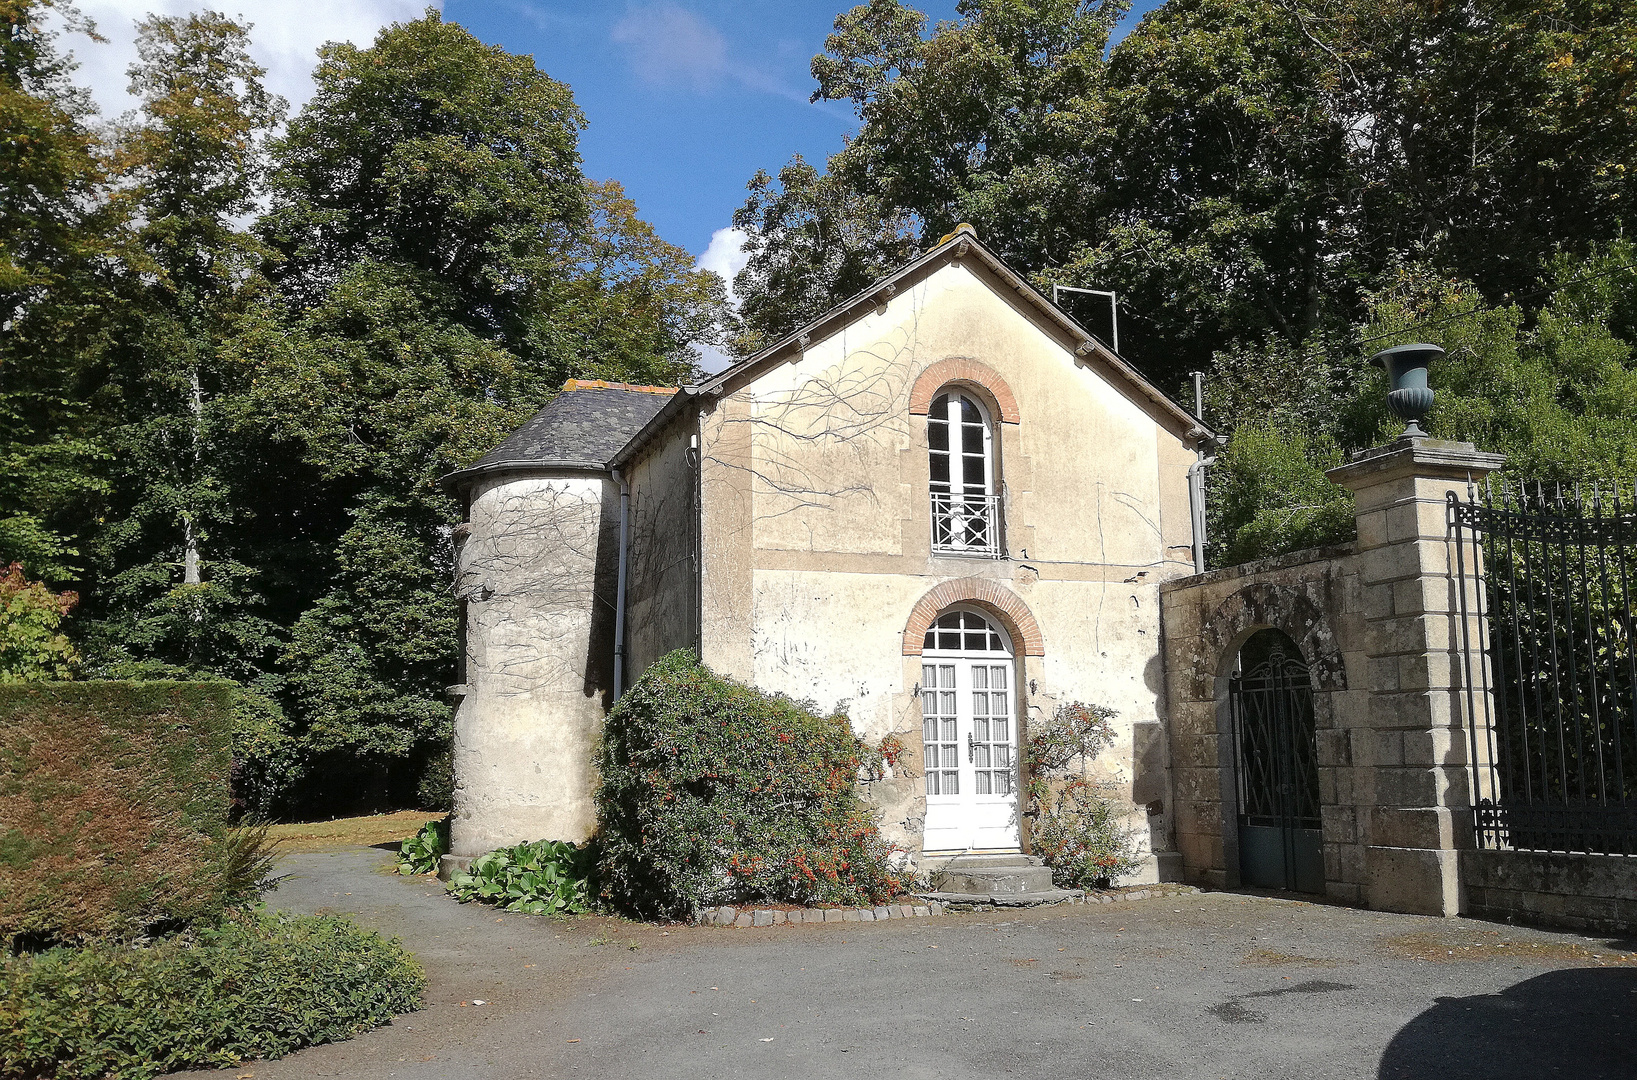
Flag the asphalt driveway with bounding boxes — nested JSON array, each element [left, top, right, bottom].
[[180, 847, 1637, 1080]]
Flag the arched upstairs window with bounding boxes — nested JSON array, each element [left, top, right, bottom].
[[928, 390, 1001, 556]]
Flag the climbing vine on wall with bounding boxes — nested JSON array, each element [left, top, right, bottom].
[[1024, 702, 1143, 889]]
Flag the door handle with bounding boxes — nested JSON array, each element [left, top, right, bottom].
[[968, 732, 975, 762]]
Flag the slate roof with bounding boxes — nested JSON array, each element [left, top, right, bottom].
[[444, 380, 677, 488]]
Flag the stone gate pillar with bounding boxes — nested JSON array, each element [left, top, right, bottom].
[[1326, 437, 1504, 916]]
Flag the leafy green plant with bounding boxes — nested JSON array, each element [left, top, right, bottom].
[[0, 910, 425, 1080], [0, 563, 78, 683], [446, 839, 593, 916], [396, 816, 451, 876], [1024, 702, 1143, 890], [1207, 423, 1356, 567], [596, 650, 904, 919]]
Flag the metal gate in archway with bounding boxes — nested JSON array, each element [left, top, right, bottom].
[[1230, 641, 1325, 893]]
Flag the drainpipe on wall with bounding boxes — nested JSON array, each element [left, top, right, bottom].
[[612, 468, 631, 701], [1184, 371, 1215, 575], [1186, 453, 1216, 575]]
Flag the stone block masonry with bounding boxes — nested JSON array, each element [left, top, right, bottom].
[[1160, 437, 1505, 920]]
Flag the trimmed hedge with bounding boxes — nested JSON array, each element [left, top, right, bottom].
[[0, 911, 426, 1080], [0, 682, 242, 944], [596, 651, 904, 919]]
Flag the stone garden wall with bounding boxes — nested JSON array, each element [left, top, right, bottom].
[[1158, 543, 1371, 903], [1159, 438, 1513, 919]]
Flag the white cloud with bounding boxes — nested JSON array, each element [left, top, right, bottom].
[[608, 3, 819, 107], [58, 0, 433, 120], [696, 225, 750, 303], [610, 2, 726, 91], [691, 226, 750, 376]]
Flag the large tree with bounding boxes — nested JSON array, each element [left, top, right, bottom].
[[734, 0, 1637, 397], [80, 11, 286, 683], [240, 12, 727, 810], [0, 1, 115, 581]]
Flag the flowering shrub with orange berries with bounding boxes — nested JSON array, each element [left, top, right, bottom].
[[595, 651, 905, 919], [1023, 701, 1142, 889]]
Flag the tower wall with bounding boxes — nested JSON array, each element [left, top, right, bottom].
[[449, 471, 618, 857]]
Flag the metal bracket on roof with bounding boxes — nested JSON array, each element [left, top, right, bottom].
[[794, 333, 810, 362]]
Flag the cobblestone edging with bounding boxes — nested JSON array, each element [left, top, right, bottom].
[[697, 884, 1202, 926], [698, 902, 942, 926], [930, 883, 1202, 911]]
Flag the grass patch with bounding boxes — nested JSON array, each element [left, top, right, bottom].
[[268, 810, 445, 852], [1379, 929, 1637, 965]]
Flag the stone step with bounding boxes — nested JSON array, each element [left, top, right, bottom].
[[929, 855, 1058, 897], [921, 887, 1083, 908]]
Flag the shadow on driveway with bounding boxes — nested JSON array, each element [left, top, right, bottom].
[[1379, 968, 1637, 1080]]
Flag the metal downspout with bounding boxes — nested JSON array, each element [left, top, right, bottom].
[[1186, 371, 1215, 575], [1186, 455, 1215, 575], [612, 468, 631, 701]]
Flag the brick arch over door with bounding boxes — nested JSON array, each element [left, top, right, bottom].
[[903, 578, 1045, 656], [908, 358, 1021, 424]]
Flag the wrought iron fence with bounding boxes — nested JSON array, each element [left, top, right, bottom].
[[931, 492, 1002, 556], [1450, 481, 1637, 855]]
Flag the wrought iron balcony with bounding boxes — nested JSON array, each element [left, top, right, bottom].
[[931, 492, 1002, 556]]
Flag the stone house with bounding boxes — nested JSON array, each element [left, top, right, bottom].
[[443, 224, 1210, 884]]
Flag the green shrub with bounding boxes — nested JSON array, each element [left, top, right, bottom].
[[415, 743, 455, 811], [1024, 702, 1143, 890], [596, 650, 904, 919], [0, 681, 251, 945], [228, 684, 305, 816], [0, 563, 77, 683], [447, 839, 593, 915], [0, 911, 425, 1080], [1208, 422, 1356, 567], [396, 816, 450, 875]]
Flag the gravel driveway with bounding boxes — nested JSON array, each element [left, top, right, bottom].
[[178, 847, 1637, 1080]]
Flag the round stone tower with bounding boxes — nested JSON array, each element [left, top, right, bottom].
[[440, 382, 677, 869]]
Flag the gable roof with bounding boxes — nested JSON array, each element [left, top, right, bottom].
[[691, 224, 1212, 443], [452, 226, 1214, 491], [443, 380, 676, 490]]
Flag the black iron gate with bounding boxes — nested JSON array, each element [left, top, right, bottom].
[[1230, 641, 1324, 892], [1450, 482, 1637, 855]]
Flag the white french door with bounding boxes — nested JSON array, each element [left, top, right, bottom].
[[920, 609, 1019, 854]]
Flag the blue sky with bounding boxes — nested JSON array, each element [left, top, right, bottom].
[[444, 1, 1165, 272]]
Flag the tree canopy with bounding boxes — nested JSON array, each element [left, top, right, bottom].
[[735, 0, 1637, 564], [0, 5, 730, 813]]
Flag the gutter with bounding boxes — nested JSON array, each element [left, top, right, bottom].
[[440, 456, 610, 493], [608, 386, 705, 471]]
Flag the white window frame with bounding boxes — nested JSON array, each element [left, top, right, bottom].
[[927, 389, 1002, 556]]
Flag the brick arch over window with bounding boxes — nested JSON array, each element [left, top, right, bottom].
[[908, 358, 1020, 424], [903, 578, 1044, 656]]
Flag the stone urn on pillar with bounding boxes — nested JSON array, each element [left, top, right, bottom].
[[1369, 343, 1442, 438]]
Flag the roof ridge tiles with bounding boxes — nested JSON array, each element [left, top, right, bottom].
[[561, 379, 678, 395]]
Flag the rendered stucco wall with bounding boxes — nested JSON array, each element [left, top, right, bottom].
[[450, 472, 617, 856], [624, 415, 699, 679], [695, 258, 1199, 877]]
